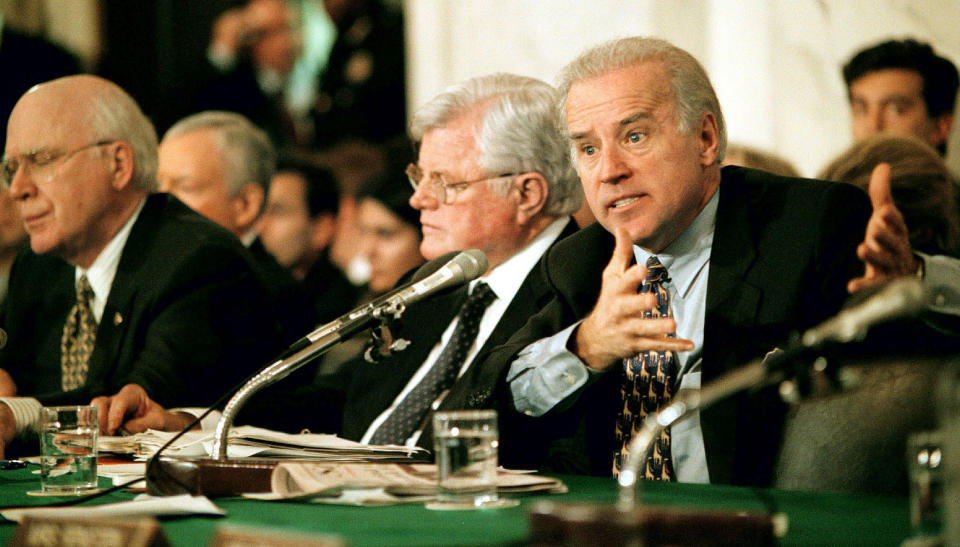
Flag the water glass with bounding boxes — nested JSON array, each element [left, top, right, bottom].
[[428, 409, 516, 509], [36, 405, 99, 495], [907, 430, 944, 538]]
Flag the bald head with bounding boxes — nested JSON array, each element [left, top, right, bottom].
[[4, 75, 158, 267]]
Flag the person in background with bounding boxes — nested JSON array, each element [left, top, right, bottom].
[[195, 0, 310, 148], [722, 143, 800, 178], [0, 75, 278, 457], [158, 110, 317, 345], [820, 134, 959, 256], [843, 38, 958, 156], [257, 157, 358, 321], [355, 166, 425, 299]]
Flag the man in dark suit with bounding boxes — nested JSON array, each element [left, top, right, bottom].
[[157, 110, 317, 346], [492, 37, 870, 485], [256, 159, 358, 323], [0, 75, 280, 457], [97, 73, 584, 452]]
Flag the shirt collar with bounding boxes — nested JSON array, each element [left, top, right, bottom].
[[475, 216, 570, 302], [76, 198, 146, 322], [633, 190, 718, 298]]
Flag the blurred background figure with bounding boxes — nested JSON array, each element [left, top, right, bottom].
[[820, 134, 959, 256], [843, 38, 959, 157], [0, 187, 26, 307], [158, 110, 317, 345], [722, 143, 801, 178], [194, 0, 311, 149], [257, 157, 358, 321], [311, 0, 406, 149], [0, 15, 80, 152], [354, 167, 424, 298]]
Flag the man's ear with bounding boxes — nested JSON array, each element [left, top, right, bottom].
[[107, 141, 136, 191], [697, 112, 720, 167], [931, 113, 954, 148], [233, 182, 265, 232], [310, 212, 337, 251], [514, 172, 549, 224]]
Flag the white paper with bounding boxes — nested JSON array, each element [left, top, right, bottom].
[[0, 494, 224, 523]]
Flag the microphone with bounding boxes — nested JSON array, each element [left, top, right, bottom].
[[801, 277, 927, 348], [285, 250, 488, 353]]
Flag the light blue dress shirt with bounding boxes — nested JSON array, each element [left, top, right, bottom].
[[507, 191, 719, 483]]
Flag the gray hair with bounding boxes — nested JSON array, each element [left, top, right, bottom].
[[164, 111, 276, 200], [409, 73, 582, 216], [88, 83, 159, 192], [556, 36, 727, 162]]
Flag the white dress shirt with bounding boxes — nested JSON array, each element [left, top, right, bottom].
[[360, 217, 571, 447], [2, 199, 145, 434]]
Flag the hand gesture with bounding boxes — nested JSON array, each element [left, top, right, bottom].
[[848, 163, 920, 294], [573, 228, 694, 370], [90, 384, 193, 436]]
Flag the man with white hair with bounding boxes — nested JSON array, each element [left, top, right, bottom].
[[0, 76, 278, 457], [158, 110, 317, 345], [491, 37, 870, 486], [97, 73, 584, 453]]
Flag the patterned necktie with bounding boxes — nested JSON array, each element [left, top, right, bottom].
[[61, 275, 98, 391], [369, 282, 496, 445], [613, 256, 678, 480]]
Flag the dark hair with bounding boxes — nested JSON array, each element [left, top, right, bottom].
[[843, 39, 959, 119], [275, 158, 340, 218]]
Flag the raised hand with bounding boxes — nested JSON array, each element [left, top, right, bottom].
[[848, 163, 920, 294], [572, 228, 694, 370]]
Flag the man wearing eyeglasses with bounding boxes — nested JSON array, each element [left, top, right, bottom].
[[0, 75, 279, 457], [95, 73, 584, 453]]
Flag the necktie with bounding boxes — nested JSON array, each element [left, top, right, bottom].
[[613, 256, 678, 480], [61, 275, 98, 391], [369, 282, 496, 445]]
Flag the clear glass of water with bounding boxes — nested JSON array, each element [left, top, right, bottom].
[[907, 429, 944, 539], [427, 409, 517, 510], [35, 405, 99, 495]]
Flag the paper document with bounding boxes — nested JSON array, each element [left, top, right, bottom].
[[0, 494, 223, 523], [253, 462, 567, 505], [99, 426, 429, 462]]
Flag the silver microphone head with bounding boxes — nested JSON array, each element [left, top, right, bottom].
[[450, 249, 488, 282]]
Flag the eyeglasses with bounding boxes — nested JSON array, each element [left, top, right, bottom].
[[405, 163, 518, 204], [1, 140, 116, 189]]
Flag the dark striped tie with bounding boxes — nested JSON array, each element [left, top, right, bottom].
[[368, 282, 496, 445]]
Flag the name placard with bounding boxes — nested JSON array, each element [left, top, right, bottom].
[[10, 516, 169, 547]]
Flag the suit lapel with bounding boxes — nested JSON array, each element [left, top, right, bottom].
[[85, 195, 164, 386], [704, 174, 762, 380]]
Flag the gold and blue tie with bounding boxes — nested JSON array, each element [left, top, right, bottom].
[[613, 256, 678, 480], [61, 275, 97, 391]]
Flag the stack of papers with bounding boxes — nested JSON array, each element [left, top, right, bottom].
[[99, 426, 430, 462], [250, 462, 568, 506]]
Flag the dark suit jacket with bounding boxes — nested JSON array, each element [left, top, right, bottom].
[[487, 167, 871, 485], [242, 219, 580, 449], [0, 194, 282, 408], [248, 237, 318, 347]]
